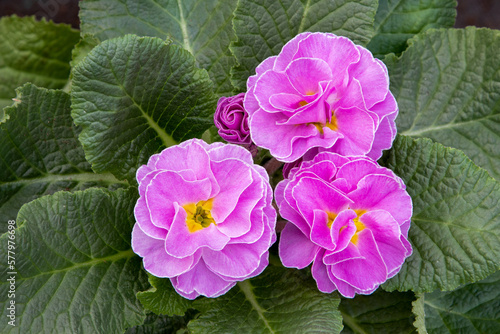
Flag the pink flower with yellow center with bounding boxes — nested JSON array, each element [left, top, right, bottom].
[[244, 32, 398, 162], [132, 139, 276, 299], [276, 152, 412, 297]]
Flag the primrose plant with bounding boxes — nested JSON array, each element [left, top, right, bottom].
[[0, 1, 499, 333]]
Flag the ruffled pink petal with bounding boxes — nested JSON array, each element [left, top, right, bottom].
[[174, 259, 235, 299], [335, 158, 395, 193], [332, 106, 375, 155], [247, 55, 277, 89], [330, 209, 357, 252], [323, 238, 363, 265], [285, 57, 333, 95], [348, 174, 412, 224], [294, 33, 360, 88], [310, 210, 336, 250], [274, 32, 313, 71], [132, 224, 199, 277], [134, 196, 167, 239], [269, 92, 306, 112], [311, 249, 336, 293], [348, 46, 389, 109], [367, 110, 398, 160], [360, 210, 409, 275], [136, 153, 160, 184], [293, 177, 353, 224], [211, 159, 253, 223], [254, 70, 301, 113], [146, 172, 212, 230], [326, 268, 358, 298], [206, 143, 254, 165], [203, 243, 262, 279], [279, 223, 319, 269], [329, 229, 387, 292], [165, 204, 230, 258], [228, 203, 265, 244]]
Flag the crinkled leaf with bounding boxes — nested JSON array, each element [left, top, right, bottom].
[[380, 136, 500, 292], [0, 84, 126, 234], [70, 34, 100, 69], [188, 266, 343, 334], [424, 271, 500, 333], [137, 275, 192, 316], [0, 16, 79, 110], [340, 290, 416, 334], [79, 0, 238, 96], [412, 294, 427, 334], [125, 312, 196, 334], [386, 27, 500, 181], [71, 35, 217, 182], [230, 0, 378, 91], [367, 0, 457, 57], [0, 188, 148, 333]]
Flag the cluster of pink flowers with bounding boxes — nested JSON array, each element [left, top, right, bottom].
[[133, 32, 412, 299]]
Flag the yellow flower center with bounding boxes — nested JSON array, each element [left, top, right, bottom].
[[183, 199, 215, 233], [328, 209, 366, 245]]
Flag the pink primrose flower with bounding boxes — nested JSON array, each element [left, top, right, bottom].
[[276, 152, 412, 297], [214, 93, 252, 145], [132, 139, 276, 299], [245, 32, 398, 162]]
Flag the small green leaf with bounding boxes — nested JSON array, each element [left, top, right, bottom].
[[79, 0, 238, 96], [230, 0, 378, 91], [340, 290, 416, 334], [70, 34, 100, 69], [0, 84, 126, 234], [0, 188, 148, 333], [71, 35, 217, 182], [367, 0, 457, 57], [188, 266, 343, 334], [424, 271, 500, 333], [386, 27, 500, 181], [381, 136, 500, 293], [412, 294, 427, 334], [137, 275, 193, 316], [0, 16, 80, 110]]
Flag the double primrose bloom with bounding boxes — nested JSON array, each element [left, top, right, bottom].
[[134, 32, 412, 299]]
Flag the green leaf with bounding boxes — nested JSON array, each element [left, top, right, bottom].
[[424, 271, 500, 333], [188, 266, 343, 334], [386, 27, 500, 181], [71, 35, 217, 182], [0, 16, 80, 110], [367, 0, 457, 57], [137, 275, 193, 316], [125, 312, 196, 334], [0, 188, 148, 333], [340, 290, 416, 334], [230, 0, 378, 91], [0, 84, 126, 234], [380, 135, 500, 293], [70, 34, 100, 69], [412, 294, 427, 334], [79, 0, 238, 96]]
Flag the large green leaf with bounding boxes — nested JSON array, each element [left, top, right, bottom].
[[188, 266, 343, 333], [386, 27, 500, 180], [230, 0, 378, 91], [340, 290, 416, 334], [0, 84, 126, 234], [71, 35, 217, 182], [367, 0, 456, 57], [137, 275, 192, 316], [0, 16, 79, 111], [125, 312, 196, 334], [424, 271, 500, 333], [79, 0, 237, 96], [381, 136, 500, 293], [0, 188, 148, 333]]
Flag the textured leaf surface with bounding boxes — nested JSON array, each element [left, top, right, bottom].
[[0, 16, 79, 110], [71, 35, 217, 182], [0, 84, 126, 234], [367, 0, 456, 57], [340, 290, 416, 334], [424, 271, 500, 334], [386, 28, 500, 180], [0, 188, 149, 333], [125, 313, 195, 334], [381, 136, 500, 292], [79, 0, 237, 96], [230, 0, 378, 91], [188, 266, 343, 334], [137, 275, 192, 316], [412, 294, 427, 334]]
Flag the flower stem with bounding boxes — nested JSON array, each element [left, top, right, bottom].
[[263, 158, 283, 176]]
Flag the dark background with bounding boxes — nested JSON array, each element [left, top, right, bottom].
[[0, 0, 499, 30]]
